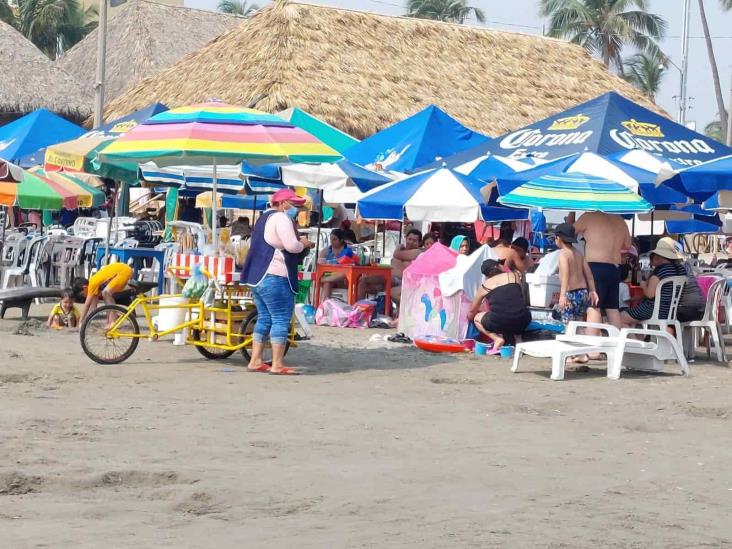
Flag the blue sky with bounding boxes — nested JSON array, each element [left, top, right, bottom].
[[184, 0, 732, 135]]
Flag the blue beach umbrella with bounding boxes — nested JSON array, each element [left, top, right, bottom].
[[0, 109, 85, 165], [344, 105, 489, 173], [357, 167, 528, 222]]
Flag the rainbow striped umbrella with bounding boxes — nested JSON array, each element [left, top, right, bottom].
[[97, 102, 342, 165], [98, 102, 342, 247], [498, 172, 652, 214]]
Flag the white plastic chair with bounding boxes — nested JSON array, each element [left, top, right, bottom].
[[682, 278, 728, 362], [1, 236, 47, 289], [555, 321, 689, 380], [638, 276, 686, 349]]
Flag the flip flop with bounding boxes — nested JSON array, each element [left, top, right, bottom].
[[247, 363, 271, 373], [486, 348, 501, 355], [269, 367, 300, 376]]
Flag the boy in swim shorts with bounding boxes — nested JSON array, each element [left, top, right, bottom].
[[77, 263, 134, 324], [555, 224, 599, 323]]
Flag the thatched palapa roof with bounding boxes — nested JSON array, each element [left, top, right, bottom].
[[58, 0, 243, 103], [102, 0, 664, 139], [0, 21, 91, 119]]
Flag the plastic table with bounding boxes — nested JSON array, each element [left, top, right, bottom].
[[313, 263, 393, 316], [96, 246, 166, 295]]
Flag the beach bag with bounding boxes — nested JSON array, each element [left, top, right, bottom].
[[316, 298, 353, 327], [315, 298, 375, 328]]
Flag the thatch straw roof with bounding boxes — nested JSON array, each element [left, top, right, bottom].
[[0, 20, 91, 119], [58, 0, 243, 103], [102, 0, 664, 138]]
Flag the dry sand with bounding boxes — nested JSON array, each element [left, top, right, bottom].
[[1, 304, 732, 548]]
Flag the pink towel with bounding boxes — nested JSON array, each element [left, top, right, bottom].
[[696, 275, 720, 299]]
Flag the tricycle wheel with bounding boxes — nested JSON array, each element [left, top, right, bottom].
[[239, 309, 290, 362], [80, 304, 139, 364], [191, 329, 235, 360]]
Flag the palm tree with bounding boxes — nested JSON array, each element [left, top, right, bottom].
[[0, 0, 16, 27], [623, 52, 665, 101], [217, 0, 259, 16], [698, 0, 730, 143], [16, 0, 97, 59], [704, 119, 724, 143], [405, 0, 486, 24], [540, 0, 667, 74]]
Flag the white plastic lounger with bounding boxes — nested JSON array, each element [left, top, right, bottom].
[[557, 322, 689, 380]]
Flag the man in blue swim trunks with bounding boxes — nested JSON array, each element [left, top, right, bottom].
[[573, 212, 632, 332], [554, 224, 598, 323]]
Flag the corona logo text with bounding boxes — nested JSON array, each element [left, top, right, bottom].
[[548, 114, 590, 131], [621, 119, 664, 138], [609, 130, 716, 156], [499, 128, 594, 150]]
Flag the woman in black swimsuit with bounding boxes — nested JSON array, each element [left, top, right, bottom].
[[467, 259, 532, 351]]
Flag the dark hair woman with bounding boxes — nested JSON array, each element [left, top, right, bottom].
[[467, 259, 531, 352], [240, 189, 314, 375]]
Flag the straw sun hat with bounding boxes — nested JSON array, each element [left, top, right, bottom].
[[650, 237, 684, 260]]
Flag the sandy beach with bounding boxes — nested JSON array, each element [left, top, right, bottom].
[[2, 305, 732, 548]]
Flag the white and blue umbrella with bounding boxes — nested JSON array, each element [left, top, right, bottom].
[[454, 153, 544, 180], [656, 154, 732, 201], [139, 163, 245, 193], [357, 167, 528, 222]]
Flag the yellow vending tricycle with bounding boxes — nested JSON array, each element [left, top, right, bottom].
[[79, 267, 297, 365]]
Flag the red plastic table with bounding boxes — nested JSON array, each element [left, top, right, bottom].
[[313, 263, 393, 316]]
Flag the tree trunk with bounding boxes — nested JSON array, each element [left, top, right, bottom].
[[698, 0, 728, 140]]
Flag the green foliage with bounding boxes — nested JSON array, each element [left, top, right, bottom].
[[16, 0, 97, 59], [405, 0, 486, 24], [217, 0, 259, 16], [623, 52, 665, 100], [540, 0, 667, 73]]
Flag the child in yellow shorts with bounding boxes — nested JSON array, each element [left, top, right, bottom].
[[77, 262, 134, 324]]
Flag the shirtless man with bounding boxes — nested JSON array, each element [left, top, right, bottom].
[[572, 211, 632, 330], [357, 229, 422, 304], [489, 239, 526, 273]]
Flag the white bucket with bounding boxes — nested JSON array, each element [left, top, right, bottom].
[[154, 296, 189, 333]]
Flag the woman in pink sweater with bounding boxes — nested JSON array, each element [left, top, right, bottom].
[[240, 189, 314, 374]]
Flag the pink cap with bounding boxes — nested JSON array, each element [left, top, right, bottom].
[[271, 188, 306, 206]]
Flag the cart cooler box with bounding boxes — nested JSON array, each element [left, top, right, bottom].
[[525, 273, 561, 308]]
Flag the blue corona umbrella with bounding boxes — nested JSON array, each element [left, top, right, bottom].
[[657, 154, 732, 201]]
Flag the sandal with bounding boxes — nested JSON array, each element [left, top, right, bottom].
[[387, 332, 412, 344], [247, 363, 271, 373], [269, 367, 300, 376]]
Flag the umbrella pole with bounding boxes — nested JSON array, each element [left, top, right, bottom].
[[650, 211, 654, 237], [314, 189, 323, 263], [0, 206, 6, 258], [632, 215, 636, 238], [103, 180, 119, 266], [211, 159, 218, 252]]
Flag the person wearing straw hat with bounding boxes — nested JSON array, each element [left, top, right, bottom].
[[621, 237, 705, 328], [240, 189, 314, 375]]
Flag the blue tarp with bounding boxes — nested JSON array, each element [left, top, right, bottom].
[[446, 92, 732, 168], [0, 109, 85, 165], [344, 105, 490, 173]]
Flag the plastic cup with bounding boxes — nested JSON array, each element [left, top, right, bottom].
[[474, 342, 489, 356], [499, 346, 514, 359]]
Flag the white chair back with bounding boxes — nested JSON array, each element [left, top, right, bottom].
[[651, 276, 686, 321]]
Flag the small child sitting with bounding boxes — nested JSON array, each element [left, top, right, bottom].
[[47, 289, 80, 329]]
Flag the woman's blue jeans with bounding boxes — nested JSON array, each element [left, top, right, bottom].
[[250, 274, 295, 345]]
